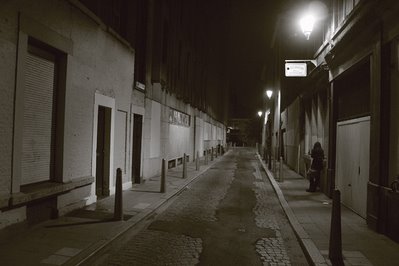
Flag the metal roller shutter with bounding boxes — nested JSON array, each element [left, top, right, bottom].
[[21, 51, 56, 185]]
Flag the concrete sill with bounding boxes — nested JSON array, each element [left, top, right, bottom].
[[10, 176, 94, 206]]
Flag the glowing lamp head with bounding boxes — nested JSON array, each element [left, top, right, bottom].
[[266, 90, 273, 99], [258, 111, 263, 117], [300, 14, 315, 40]]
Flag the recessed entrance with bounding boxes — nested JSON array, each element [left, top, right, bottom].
[[132, 114, 143, 184], [96, 106, 111, 197]]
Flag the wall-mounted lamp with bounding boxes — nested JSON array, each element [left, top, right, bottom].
[[258, 111, 263, 117], [266, 90, 273, 99], [299, 14, 315, 40]]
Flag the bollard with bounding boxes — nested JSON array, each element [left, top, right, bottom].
[[329, 189, 344, 265], [183, 153, 187, 178], [114, 168, 123, 221], [211, 147, 214, 161], [196, 151, 200, 171], [279, 156, 284, 182], [160, 159, 166, 193]]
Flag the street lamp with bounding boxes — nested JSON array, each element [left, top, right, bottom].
[[258, 111, 263, 117], [266, 90, 273, 99], [299, 14, 315, 40]]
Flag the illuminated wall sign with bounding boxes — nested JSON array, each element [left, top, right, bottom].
[[169, 108, 190, 127], [285, 62, 307, 77], [135, 81, 145, 91]]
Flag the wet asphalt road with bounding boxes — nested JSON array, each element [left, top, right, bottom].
[[99, 148, 307, 265]]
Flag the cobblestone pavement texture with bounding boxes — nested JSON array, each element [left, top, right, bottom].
[[104, 148, 307, 265]]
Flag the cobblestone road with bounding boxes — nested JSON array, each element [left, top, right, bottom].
[[102, 148, 307, 265]]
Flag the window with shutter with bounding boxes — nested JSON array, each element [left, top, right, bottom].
[[21, 45, 57, 185]]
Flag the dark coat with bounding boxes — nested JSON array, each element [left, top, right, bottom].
[[311, 147, 324, 171]]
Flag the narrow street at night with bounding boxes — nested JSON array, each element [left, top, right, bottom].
[[94, 148, 307, 266], [2, 1, 399, 265]]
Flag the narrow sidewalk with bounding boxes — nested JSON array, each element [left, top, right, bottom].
[[0, 151, 229, 266], [257, 154, 399, 266]]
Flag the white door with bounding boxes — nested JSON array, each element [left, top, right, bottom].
[[336, 117, 370, 218], [336, 121, 358, 206], [354, 119, 370, 218]]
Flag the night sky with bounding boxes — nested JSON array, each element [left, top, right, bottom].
[[226, 0, 315, 119], [227, 0, 283, 119]]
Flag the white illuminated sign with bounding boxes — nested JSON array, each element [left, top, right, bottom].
[[135, 81, 146, 91], [285, 62, 307, 77]]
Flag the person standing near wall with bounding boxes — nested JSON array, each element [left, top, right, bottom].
[[307, 142, 324, 192]]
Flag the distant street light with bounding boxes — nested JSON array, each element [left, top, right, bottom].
[[266, 90, 273, 99], [300, 14, 315, 40], [258, 111, 263, 117]]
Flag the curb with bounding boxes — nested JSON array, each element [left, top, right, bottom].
[[256, 154, 327, 266], [74, 150, 231, 265]]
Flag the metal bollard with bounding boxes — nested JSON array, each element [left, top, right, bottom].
[[329, 189, 344, 265], [160, 159, 166, 193], [279, 156, 284, 182], [183, 153, 187, 179], [211, 147, 214, 161], [114, 168, 123, 221], [196, 151, 200, 171]]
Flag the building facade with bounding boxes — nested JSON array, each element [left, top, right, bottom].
[[265, 0, 399, 243], [0, 0, 228, 229], [139, 0, 229, 180]]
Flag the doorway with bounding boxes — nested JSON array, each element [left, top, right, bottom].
[[96, 106, 111, 197], [132, 114, 143, 183], [336, 116, 370, 218]]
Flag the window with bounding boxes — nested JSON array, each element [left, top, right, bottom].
[[14, 15, 71, 190], [21, 39, 61, 185]]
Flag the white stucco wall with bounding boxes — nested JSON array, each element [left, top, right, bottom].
[[195, 117, 204, 157], [141, 90, 226, 179], [115, 110, 128, 182], [168, 125, 190, 159], [282, 98, 300, 172], [65, 18, 134, 182], [0, 0, 135, 223], [150, 101, 161, 158]]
